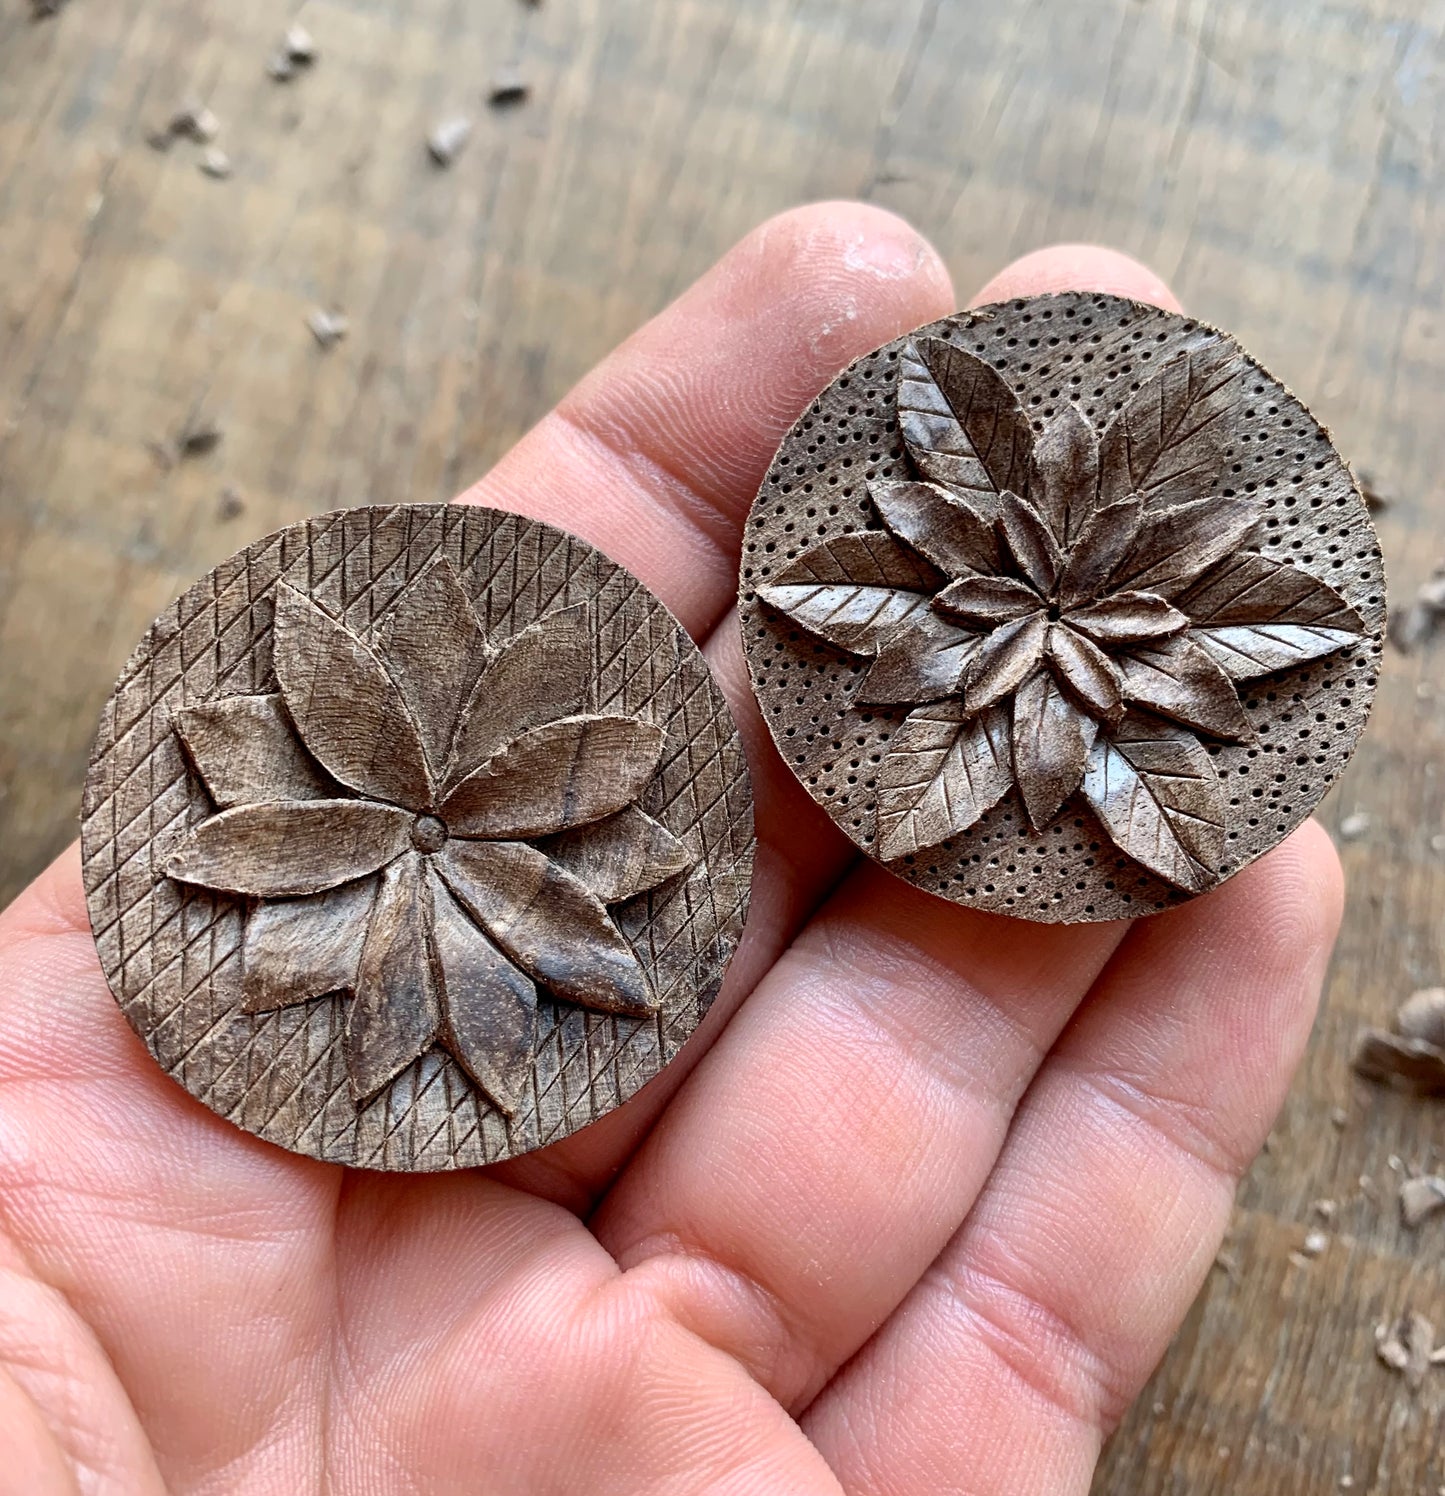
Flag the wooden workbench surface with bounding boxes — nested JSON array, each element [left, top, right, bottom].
[[1, 1, 1441, 1489]]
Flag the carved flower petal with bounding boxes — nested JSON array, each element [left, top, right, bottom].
[[875, 701, 1013, 860], [166, 799, 412, 897], [240, 876, 377, 1013], [346, 854, 443, 1101], [175, 693, 333, 808], [1055, 497, 1145, 608], [756, 532, 940, 655], [543, 805, 694, 904], [869, 479, 1001, 577], [964, 612, 1048, 714], [445, 604, 590, 793], [1048, 624, 1124, 721], [376, 559, 489, 782], [272, 584, 432, 810], [1065, 591, 1190, 645], [438, 840, 656, 1017], [1113, 495, 1259, 597], [1011, 671, 1097, 831], [430, 869, 537, 1117], [933, 575, 1041, 627], [443, 715, 666, 840], [997, 489, 1063, 596], [857, 613, 982, 706], [1082, 715, 1228, 892], [897, 338, 1032, 502], [1026, 403, 1101, 546], [1116, 636, 1256, 742]]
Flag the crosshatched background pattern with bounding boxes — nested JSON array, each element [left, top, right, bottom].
[[80, 505, 754, 1170], [741, 294, 1385, 922]]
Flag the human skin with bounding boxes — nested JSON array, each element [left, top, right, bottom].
[[0, 204, 1341, 1495]]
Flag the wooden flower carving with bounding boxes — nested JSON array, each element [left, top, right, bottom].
[[164, 559, 692, 1112], [759, 335, 1367, 891]]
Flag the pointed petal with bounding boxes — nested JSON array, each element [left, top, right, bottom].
[[933, 575, 1041, 627], [1113, 495, 1259, 597], [857, 613, 982, 706], [997, 490, 1062, 595], [1097, 340, 1247, 509], [165, 799, 412, 897], [1048, 624, 1123, 721], [1192, 623, 1364, 680], [1011, 672, 1096, 830], [346, 855, 443, 1100], [756, 532, 940, 655], [897, 338, 1033, 501], [1116, 636, 1255, 742], [271, 584, 431, 810], [1065, 591, 1190, 645], [439, 840, 656, 1017], [543, 805, 694, 903], [869, 479, 1002, 576], [445, 604, 590, 792], [1026, 404, 1101, 545], [964, 612, 1048, 713], [443, 715, 666, 839], [1056, 497, 1145, 608], [241, 876, 377, 1013], [376, 559, 489, 780], [430, 871, 537, 1116], [875, 700, 1013, 860], [175, 693, 333, 808], [1082, 716, 1228, 892]]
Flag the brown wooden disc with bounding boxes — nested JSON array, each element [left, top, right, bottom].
[[740, 293, 1384, 922], [81, 504, 753, 1169]]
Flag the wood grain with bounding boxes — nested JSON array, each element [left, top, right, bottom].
[[2, 0, 1444, 1485]]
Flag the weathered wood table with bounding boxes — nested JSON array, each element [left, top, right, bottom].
[[1, 0, 1441, 1489]]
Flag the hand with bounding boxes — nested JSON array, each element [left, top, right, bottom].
[[0, 204, 1342, 1495]]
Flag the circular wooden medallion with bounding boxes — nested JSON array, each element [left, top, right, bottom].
[[81, 504, 754, 1169], [740, 293, 1383, 922]]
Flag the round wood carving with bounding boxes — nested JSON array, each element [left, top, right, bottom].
[[740, 293, 1384, 922], [81, 504, 754, 1169]]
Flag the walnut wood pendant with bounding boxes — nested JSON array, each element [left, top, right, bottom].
[[81, 505, 754, 1169], [740, 293, 1383, 922]]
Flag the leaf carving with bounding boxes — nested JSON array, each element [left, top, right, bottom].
[[1113, 495, 1259, 597], [898, 338, 1032, 501], [1026, 403, 1101, 545], [1012, 671, 1097, 830], [1047, 624, 1123, 722], [1064, 591, 1189, 645], [757, 531, 941, 654], [1116, 636, 1255, 742], [964, 612, 1048, 713], [870, 479, 1001, 576], [543, 805, 694, 903], [875, 701, 1013, 860], [933, 575, 1041, 627], [1082, 716, 1228, 892], [997, 490, 1062, 595], [241, 876, 377, 1013], [175, 693, 333, 808], [857, 612, 982, 706], [1097, 340, 1247, 509], [1055, 497, 1144, 607]]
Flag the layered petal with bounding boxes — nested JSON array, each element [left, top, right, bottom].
[[543, 805, 694, 904], [430, 870, 537, 1117], [1011, 671, 1097, 830], [997, 490, 1062, 596], [240, 876, 377, 1013], [1025, 403, 1100, 545], [1116, 636, 1255, 742], [376, 559, 490, 781], [869, 479, 1001, 577], [857, 613, 982, 706], [963, 611, 1048, 714], [346, 854, 443, 1100], [272, 584, 431, 810], [1055, 496, 1145, 608], [933, 575, 1041, 627], [439, 840, 657, 1017], [443, 715, 667, 840], [174, 693, 333, 808], [165, 799, 412, 897], [1112, 495, 1259, 597], [445, 603, 591, 792], [1064, 591, 1189, 645], [1048, 624, 1124, 722]]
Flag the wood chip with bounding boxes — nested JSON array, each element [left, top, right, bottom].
[[1388, 560, 1445, 652], [218, 485, 245, 521], [268, 22, 318, 80], [1350, 1028, 1445, 1094], [306, 309, 349, 349], [1300, 1228, 1329, 1257], [1310, 1197, 1339, 1221], [1338, 810, 1371, 840], [427, 117, 473, 167], [1399, 1175, 1445, 1227], [488, 67, 531, 106], [1397, 986, 1445, 1048], [198, 148, 232, 180], [1353, 467, 1391, 512], [171, 103, 219, 143], [176, 419, 223, 458], [1375, 1311, 1435, 1387], [30, 0, 67, 17]]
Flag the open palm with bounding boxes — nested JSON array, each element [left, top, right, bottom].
[[0, 205, 1342, 1496]]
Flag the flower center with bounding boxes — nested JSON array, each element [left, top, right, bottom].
[[411, 814, 448, 854], [1046, 601, 1063, 622]]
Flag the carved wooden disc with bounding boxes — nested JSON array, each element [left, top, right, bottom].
[[740, 293, 1383, 922], [81, 504, 754, 1169]]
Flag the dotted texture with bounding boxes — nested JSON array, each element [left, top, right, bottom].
[[740, 294, 1384, 922], [80, 505, 754, 1169]]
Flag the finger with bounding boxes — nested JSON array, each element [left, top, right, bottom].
[[585, 247, 1185, 1412], [803, 821, 1343, 1496], [462, 200, 955, 640]]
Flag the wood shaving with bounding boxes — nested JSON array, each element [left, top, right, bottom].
[[268, 22, 318, 80], [1338, 811, 1371, 840], [1350, 1028, 1445, 1094], [1397, 987, 1445, 1048], [1388, 560, 1445, 653], [171, 103, 219, 143], [1375, 1310, 1435, 1387], [427, 117, 473, 167], [217, 485, 245, 521], [1399, 1175, 1445, 1227], [1311, 1197, 1339, 1221], [30, 0, 68, 16], [1353, 467, 1391, 512], [176, 419, 223, 458], [198, 148, 232, 180], [306, 309, 349, 349], [488, 67, 531, 106]]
